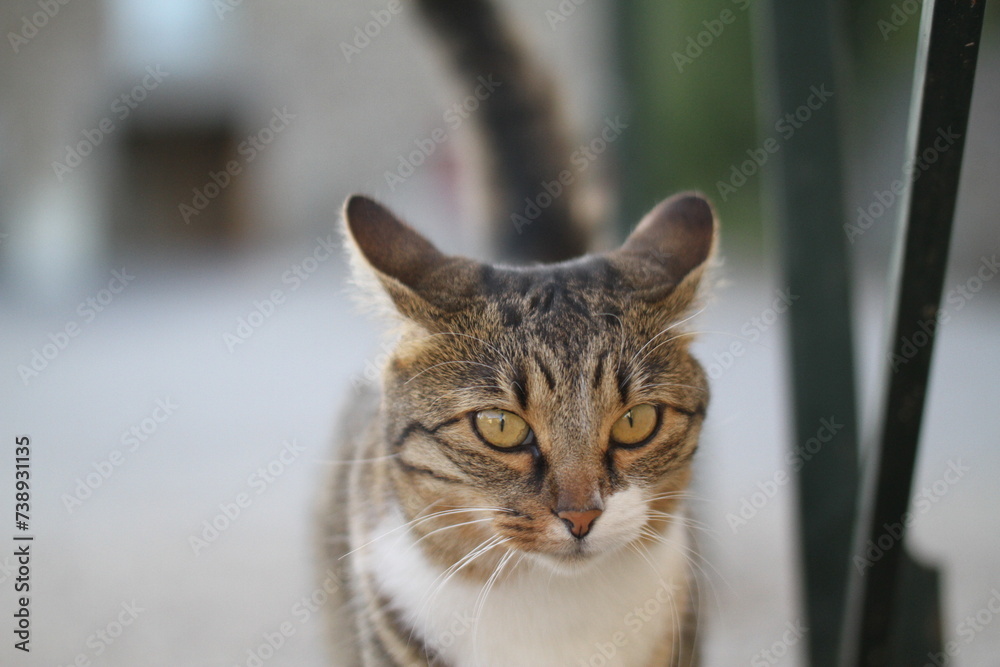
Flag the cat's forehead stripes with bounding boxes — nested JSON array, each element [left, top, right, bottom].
[[533, 354, 557, 391], [592, 352, 607, 389], [478, 257, 630, 328], [512, 364, 529, 409], [614, 360, 633, 405], [489, 346, 632, 421], [478, 255, 622, 295]]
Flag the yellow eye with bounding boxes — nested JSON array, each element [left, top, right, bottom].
[[474, 410, 531, 449], [611, 404, 658, 445]]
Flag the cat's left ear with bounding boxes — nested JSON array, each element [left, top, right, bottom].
[[342, 195, 481, 325], [609, 191, 718, 306]]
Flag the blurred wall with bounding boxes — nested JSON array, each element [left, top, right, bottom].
[[0, 0, 618, 303]]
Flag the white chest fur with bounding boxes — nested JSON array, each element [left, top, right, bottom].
[[366, 496, 690, 667]]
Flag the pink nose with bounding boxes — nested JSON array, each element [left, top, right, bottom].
[[556, 509, 603, 539]]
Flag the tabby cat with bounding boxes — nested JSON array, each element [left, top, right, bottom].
[[320, 1, 717, 665]]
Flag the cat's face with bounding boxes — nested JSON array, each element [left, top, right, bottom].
[[345, 194, 715, 572]]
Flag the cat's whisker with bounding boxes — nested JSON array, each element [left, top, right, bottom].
[[418, 534, 500, 612], [596, 311, 624, 330], [633, 330, 703, 370], [684, 535, 713, 666], [410, 533, 507, 652], [636, 325, 772, 374], [313, 453, 399, 466], [628, 542, 671, 594], [643, 497, 704, 511], [645, 516, 718, 540], [427, 384, 508, 410], [631, 541, 684, 665], [684, 328, 768, 343], [472, 548, 515, 660], [645, 513, 722, 548], [405, 360, 499, 385], [408, 517, 495, 550], [645, 490, 709, 504], [339, 506, 509, 560], [685, 555, 723, 638], [629, 541, 685, 667], [504, 552, 527, 584], [644, 492, 701, 502], [639, 527, 733, 600], [628, 305, 708, 369], [419, 535, 511, 629], [645, 509, 715, 532], [644, 508, 703, 522], [633, 382, 707, 395], [634, 531, 706, 666], [420, 331, 506, 358], [639, 528, 723, 624], [339, 500, 442, 560], [429, 534, 506, 591]]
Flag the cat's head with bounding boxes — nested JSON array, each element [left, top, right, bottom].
[[343, 193, 716, 572]]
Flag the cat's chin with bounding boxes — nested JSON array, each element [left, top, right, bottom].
[[525, 541, 624, 576]]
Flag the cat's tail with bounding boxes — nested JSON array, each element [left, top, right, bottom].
[[414, 0, 589, 263]]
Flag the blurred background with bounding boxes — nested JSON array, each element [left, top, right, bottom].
[[0, 0, 997, 665]]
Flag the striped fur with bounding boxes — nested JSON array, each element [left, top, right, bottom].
[[320, 2, 718, 665]]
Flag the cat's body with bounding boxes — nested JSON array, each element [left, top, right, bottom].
[[320, 2, 715, 665]]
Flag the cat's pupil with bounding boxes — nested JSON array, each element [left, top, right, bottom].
[[627, 411, 634, 427], [499, 414, 506, 432]]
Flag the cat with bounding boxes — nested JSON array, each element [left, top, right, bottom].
[[319, 1, 717, 665]]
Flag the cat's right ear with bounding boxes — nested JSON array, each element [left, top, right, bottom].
[[342, 195, 480, 325], [609, 192, 718, 309]]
